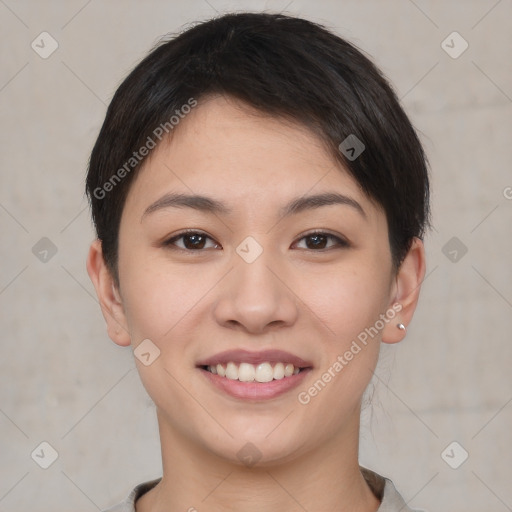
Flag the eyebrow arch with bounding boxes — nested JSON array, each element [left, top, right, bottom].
[[142, 193, 232, 220], [279, 192, 367, 219], [141, 191, 366, 221]]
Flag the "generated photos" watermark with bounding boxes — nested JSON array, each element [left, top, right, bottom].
[[298, 303, 402, 405]]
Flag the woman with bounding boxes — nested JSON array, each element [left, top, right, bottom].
[[86, 12, 429, 511]]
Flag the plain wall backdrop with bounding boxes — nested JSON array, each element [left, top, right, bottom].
[[1, 1, 511, 511]]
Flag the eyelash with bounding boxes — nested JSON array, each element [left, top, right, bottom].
[[163, 229, 350, 252]]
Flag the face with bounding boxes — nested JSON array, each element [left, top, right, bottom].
[[95, 95, 411, 466]]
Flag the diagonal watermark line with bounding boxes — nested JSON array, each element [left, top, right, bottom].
[[61, 367, 134, 439], [406, 0, 439, 28], [372, 370, 439, 438], [471, 0, 503, 29], [0, 0, 28, 28], [0, 201, 29, 233], [0, 62, 29, 94], [470, 204, 499, 233], [0, 472, 29, 504], [472, 61, 512, 103], [472, 471, 512, 511], [60, 206, 88, 233], [412, 263, 438, 295], [61, 0, 93, 29], [0, 265, 28, 296], [280, 0, 295, 13], [61, 470, 101, 510], [162, 366, 234, 438], [265, 409, 295, 438], [399, 472, 439, 511], [471, 265, 512, 309], [201, 471, 233, 502], [61, 61, 107, 106], [163, 163, 193, 191], [203, 0, 219, 13], [0, 408, 29, 439], [265, 166, 335, 235], [423, 264, 438, 281], [265, 471, 310, 512], [400, 62, 439, 100], [163, 267, 234, 337], [163, 163, 233, 233], [60, 265, 97, 303], [60, 264, 130, 335], [265, 265, 337, 336], [472, 395, 512, 439]]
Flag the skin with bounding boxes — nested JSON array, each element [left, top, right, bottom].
[[87, 95, 426, 512]]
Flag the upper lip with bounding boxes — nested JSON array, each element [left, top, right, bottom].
[[196, 349, 313, 368]]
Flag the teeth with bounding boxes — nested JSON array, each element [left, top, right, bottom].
[[207, 362, 303, 381], [273, 362, 285, 380], [225, 362, 238, 380], [238, 362, 255, 382], [255, 362, 273, 383]]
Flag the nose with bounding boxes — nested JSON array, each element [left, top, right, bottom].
[[212, 250, 299, 334]]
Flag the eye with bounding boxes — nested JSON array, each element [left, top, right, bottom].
[[163, 230, 220, 251], [293, 231, 349, 250]]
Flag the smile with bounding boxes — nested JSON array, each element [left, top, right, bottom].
[[197, 349, 313, 400], [204, 362, 301, 382]]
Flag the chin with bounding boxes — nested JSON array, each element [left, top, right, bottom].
[[203, 426, 308, 468]]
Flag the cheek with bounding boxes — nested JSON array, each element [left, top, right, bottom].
[[297, 262, 390, 344], [118, 250, 225, 354], [292, 268, 387, 433], [118, 253, 192, 342], [295, 261, 390, 406]]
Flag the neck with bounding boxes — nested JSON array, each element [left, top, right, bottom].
[[136, 409, 380, 512]]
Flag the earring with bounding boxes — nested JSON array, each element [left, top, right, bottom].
[[397, 323, 406, 331]]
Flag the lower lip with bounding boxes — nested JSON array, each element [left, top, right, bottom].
[[199, 368, 311, 400]]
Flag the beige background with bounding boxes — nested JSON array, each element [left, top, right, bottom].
[[1, 1, 511, 511]]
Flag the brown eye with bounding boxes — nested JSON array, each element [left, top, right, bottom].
[[182, 233, 207, 249], [164, 231, 219, 250], [305, 234, 328, 249], [294, 232, 349, 250]]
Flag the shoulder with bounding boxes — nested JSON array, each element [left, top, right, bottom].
[[101, 478, 162, 512], [361, 467, 419, 512], [104, 471, 419, 512]]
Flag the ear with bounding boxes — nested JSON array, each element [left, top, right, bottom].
[[86, 239, 131, 347], [381, 237, 426, 344]]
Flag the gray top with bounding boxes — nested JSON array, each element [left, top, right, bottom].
[[102, 467, 416, 512]]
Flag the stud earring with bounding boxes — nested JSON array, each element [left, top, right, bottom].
[[397, 323, 406, 331]]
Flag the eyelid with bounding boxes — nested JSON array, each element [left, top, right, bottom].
[[292, 230, 350, 249], [163, 229, 221, 250], [163, 229, 350, 251]]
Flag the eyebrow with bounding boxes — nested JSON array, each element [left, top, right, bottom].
[[281, 192, 366, 219], [141, 192, 367, 221]]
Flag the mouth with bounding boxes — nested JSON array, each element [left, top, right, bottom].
[[200, 361, 304, 382], [196, 349, 313, 400]]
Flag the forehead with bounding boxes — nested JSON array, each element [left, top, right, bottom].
[[122, 95, 383, 225]]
